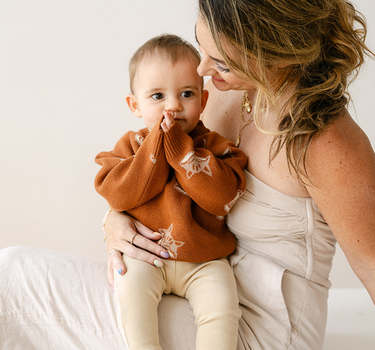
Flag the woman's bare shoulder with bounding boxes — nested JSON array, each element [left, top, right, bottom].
[[307, 110, 375, 180]]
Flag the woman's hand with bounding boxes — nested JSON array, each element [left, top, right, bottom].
[[104, 210, 169, 287]]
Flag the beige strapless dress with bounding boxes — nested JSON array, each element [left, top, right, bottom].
[[227, 170, 336, 349]]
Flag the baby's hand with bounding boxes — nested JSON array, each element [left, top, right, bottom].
[[161, 110, 175, 132]]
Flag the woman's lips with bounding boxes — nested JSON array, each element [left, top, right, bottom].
[[212, 76, 225, 82]]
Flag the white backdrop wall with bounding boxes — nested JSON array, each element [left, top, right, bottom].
[[1, 0, 374, 288]]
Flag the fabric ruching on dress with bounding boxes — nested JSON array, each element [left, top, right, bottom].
[[227, 170, 336, 350]]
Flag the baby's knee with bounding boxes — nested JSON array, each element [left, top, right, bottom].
[[192, 290, 241, 325], [212, 293, 241, 319], [115, 257, 164, 292]]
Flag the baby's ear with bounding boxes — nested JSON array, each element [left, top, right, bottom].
[[125, 94, 142, 118], [200, 89, 209, 113]]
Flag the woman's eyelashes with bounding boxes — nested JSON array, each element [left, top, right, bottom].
[[217, 64, 230, 73], [194, 30, 230, 73]]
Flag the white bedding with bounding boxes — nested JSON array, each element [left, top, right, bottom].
[[0, 246, 196, 350], [1, 246, 374, 350]]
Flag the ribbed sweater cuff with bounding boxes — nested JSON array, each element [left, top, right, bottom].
[[163, 122, 192, 160]]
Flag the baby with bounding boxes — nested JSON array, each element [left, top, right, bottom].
[[95, 34, 246, 350]]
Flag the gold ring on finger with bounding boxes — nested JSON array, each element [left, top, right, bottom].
[[109, 249, 122, 256]]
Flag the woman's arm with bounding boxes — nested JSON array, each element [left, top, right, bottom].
[[103, 210, 169, 286], [306, 110, 375, 303]]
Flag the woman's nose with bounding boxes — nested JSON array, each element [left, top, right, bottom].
[[197, 54, 215, 77]]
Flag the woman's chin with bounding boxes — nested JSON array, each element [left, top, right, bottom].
[[211, 76, 246, 91], [211, 77, 230, 91]]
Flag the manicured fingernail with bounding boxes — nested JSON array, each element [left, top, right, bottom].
[[154, 260, 163, 267], [153, 231, 161, 236], [160, 251, 169, 258], [118, 268, 123, 274]]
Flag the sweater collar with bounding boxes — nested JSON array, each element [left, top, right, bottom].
[[188, 120, 210, 139]]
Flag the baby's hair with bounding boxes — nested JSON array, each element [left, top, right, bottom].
[[129, 34, 202, 93]]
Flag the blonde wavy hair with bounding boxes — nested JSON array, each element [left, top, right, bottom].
[[199, 0, 374, 180]]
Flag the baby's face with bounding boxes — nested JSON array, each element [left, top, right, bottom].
[[131, 55, 206, 133]]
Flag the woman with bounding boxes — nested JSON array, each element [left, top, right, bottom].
[[104, 0, 375, 349], [1, 0, 374, 349]]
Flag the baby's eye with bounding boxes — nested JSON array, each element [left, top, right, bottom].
[[181, 91, 194, 98], [151, 93, 164, 100]]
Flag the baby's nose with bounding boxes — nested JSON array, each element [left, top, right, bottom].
[[165, 97, 182, 111]]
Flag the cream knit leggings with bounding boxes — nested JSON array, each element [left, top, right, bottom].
[[114, 255, 241, 350]]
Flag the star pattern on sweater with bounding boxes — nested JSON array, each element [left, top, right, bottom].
[[179, 151, 212, 179], [224, 190, 243, 213], [135, 133, 144, 146], [158, 224, 185, 259], [150, 154, 157, 164], [174, 181, 188, 196]]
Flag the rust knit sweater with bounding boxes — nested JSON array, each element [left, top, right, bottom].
[[95, 118, 247, 262]]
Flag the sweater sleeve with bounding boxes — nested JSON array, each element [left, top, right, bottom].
[[94, 125, 169, 211], [163, 122, 247, 216]]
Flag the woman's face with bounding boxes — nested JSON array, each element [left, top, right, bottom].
[[195, 15, 254, 91]]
